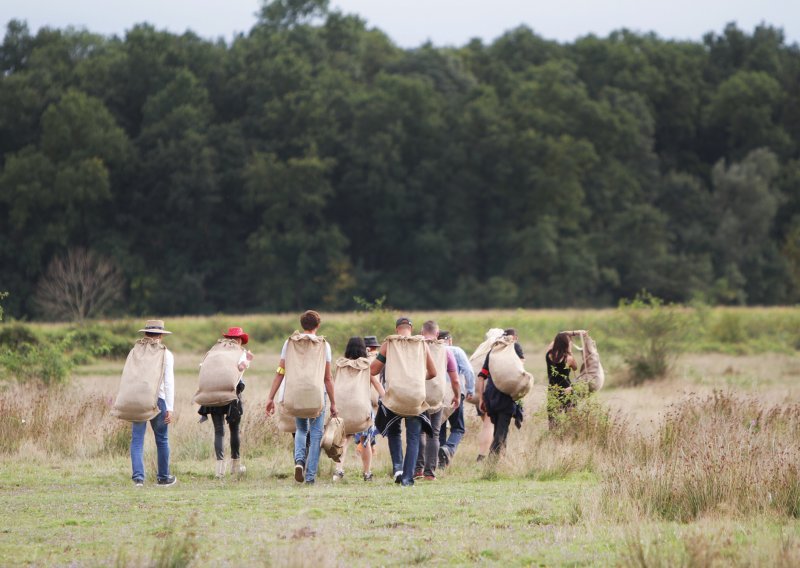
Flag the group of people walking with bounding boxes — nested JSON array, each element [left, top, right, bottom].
[[117, 312, 589, 487]]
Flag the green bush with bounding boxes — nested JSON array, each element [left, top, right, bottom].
[[0, 339, 73, 385], [615, 292, 687, 384], [0, 324, 40, 349], [61, 326, 131, 361]]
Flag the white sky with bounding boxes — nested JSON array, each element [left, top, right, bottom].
[[0, 0, 797, 47]]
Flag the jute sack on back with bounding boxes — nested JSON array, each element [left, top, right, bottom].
[[193, 338, 243, 406], [467, 328, 505, 406], [276, 382, 296, 433], [382, 335, 429, 417], [111, 338, 166, 422], [575, 333, 606, 392], [425, 340, 448, 413], [334, 357, 373, 435], [280, 332, 328, 419], [489, 336, 534, 400]]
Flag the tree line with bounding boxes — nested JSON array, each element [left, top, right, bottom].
[[1, 0, 800, 319]]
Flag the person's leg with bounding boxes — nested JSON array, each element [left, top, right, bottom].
[[415, 418, 426, 475], [489, 412, 512, 457], [211, 414, 225, 460], [360, 435, 372, 477], [439, 416, 448, 447], [294, 418, 309, 465], [423, 409, 443, 477], [401, 417, 422, 486], [446, 399, 466, 456], [229, 419, 240, 460], [333, 436, 348, 480], [478, 413, 494, 458], [305, 409, 326, 482], [386, 418, 404, 478], [130, 421, 146, 482], [151, 398, 170, 481]]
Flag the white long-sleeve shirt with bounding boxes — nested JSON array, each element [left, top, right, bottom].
[[157, 349, 175, 411]]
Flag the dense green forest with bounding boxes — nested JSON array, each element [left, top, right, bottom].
[[1, 0, 800, 318]]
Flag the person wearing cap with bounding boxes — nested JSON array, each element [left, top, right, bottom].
[[478, 328, 526, 459], [198, 327, 253, 478], [415, 320, 460, 481], [371, 316, 438, 487], [436, 329, 476, 467], [130, 320, 176, 487], [353, 336, 382, 466]]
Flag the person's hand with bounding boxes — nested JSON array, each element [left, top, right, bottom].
[[466, 393, 474, 404], [246, 350, 254, 361], [329, 404, 338, 418], [164, 411, 172, 424], [479, 400, 487, 413], [238, 362, 247, 372], [451, 396, 460, 410], [265, 399, 275, 416]]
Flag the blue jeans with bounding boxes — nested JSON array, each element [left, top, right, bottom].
[[439, 395, 466, 456], [131, 398, 170, 482], [387, 416, 422, 486], [295, 409, 325, 482]]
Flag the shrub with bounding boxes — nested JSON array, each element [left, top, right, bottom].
[[615, 292, 687, 384], [0, 324, 40, 349], [0, 339, 73, 385]]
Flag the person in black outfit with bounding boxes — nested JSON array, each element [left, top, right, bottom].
[[545, 331, 582, 429], [478, 329, 525, 458]]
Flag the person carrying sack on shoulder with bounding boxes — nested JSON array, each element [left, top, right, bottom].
[[478, 328, 525, 460], [371, 316, 438, 487], [437, 330, 476, 468], [197, 327, 253, 478], [265, 310, 337, 485], [545, 331, 584, 430], [119, 320, 177, 487]]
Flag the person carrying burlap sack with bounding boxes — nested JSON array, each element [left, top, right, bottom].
[[545, 330, 585, 430], [332, 337, 386, 482], [265, 310, 338, 485], [414, 320, 460, 481], [196, 327, 253, 478], [371, 316, 438, 487], [477, 328, 526, 460], [114, 320, 177, 487], [436, 329, 476, 468]]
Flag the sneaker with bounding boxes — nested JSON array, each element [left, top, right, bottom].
[[333, 470, 344, 482], [394, 471, 403, 484], [294, 461, 305, 483], [304, 479, 315, 485], [156, 475, 177, 487], [413, 469, 424, 479], [133, 480, 144, 488], [363, 472, 374, 481], [424, 474, 437, 481], [401, 480, 414, 487], [438, 447, 450, 468]]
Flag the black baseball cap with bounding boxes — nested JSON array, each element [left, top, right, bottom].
[[395, 316, 412, 328], [438, 330, 451, 340]]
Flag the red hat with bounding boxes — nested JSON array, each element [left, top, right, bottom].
[[223, 327, 249, 345]]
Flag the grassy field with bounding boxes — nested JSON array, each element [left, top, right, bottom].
[[3, 308, 800, 566]]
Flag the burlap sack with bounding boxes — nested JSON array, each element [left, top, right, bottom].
[[382, 335, 429, 417], [489, 336, 534, 400], [322, 416, 346, 460], [111, 338, 166, 422], [467, 329, 505, 406], [193, 339, 243, 406], [425, 340, 448, 413], [280, 332, 328, 419], [334, 357, 373, 435], [276, 382, 296, 433], [575, 333, 606, 392]]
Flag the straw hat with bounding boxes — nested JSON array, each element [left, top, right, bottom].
[[138, 320, 173, 335]]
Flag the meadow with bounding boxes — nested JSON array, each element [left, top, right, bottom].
[[2, 307, 800, 566]]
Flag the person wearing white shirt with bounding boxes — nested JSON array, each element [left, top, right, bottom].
[[130, 320, 176, 487]]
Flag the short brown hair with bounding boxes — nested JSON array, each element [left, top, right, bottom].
[[300, 310, 321, 331]]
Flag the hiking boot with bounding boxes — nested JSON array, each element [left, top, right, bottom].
[[333, 470, 344, 482], [438, 447, 450, 468], [424, 473, 437, 481], [363, 472, 373, 481], [294, 461, 305, 483], [215, 460, 226, 479], [413, 469, 424, 479], [157, 475, 177, 487], [394, 471, 403, 484]]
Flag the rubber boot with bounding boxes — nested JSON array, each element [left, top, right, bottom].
[[215, 459, 226, 478], [231, 458, 246, 477]]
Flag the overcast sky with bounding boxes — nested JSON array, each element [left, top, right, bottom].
[[0, 0, 797, 47]]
